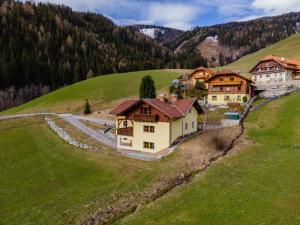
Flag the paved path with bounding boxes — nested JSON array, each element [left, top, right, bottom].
[[58, 114, 117, 148], [0, 113, 55, 121], [74, 115, 115, 127]]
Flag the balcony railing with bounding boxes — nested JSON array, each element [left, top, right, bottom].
[[117, 127, 133, 136], [211, 81, 242, 86], [133, 114, 158, 122]]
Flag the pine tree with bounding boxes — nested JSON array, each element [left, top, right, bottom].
[[84, 99, 91, 114], [139, 75, 156, 99]]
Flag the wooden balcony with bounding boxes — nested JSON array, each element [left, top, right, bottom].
[[117, 127, 133, 136], [133, 114, 158, 122], [211, 81, 242, 86]]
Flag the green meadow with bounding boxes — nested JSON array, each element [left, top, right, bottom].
[[2, 70, 181, 115], [117, 92, 300, 225]]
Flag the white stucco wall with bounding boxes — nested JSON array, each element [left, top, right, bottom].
[[253, 69, 294, 83]]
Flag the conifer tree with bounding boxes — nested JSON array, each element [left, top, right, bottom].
[[84, 99, 91, 114], [139, 75, 156, 99]]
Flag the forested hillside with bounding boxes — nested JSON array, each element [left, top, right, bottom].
[[168, 12, 300, 67], [0, 0, 174, 111], [128, 24, 184, 44]]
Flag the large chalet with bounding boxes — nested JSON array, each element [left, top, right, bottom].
[[109, 95, 203, 153], [250, 55, 300, 83], [205, 70, 254, 105]]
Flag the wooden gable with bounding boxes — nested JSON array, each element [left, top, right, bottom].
[[125, 102, 170, 122], [189, 68, 214, 81], [251, 60, 285, 74]]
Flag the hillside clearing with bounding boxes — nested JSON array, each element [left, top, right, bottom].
[[117, 92, 300, 225], [1, 70, 181, 115]]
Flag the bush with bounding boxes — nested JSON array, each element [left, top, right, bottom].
[[242, 96, 248, 103]]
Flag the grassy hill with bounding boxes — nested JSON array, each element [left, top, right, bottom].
[[1, 70, 184, 115], [224, 33, 300, 74], [117, 92, 300, 225]]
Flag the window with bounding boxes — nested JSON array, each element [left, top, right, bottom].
[[144, 142, 154, 149], [212, 96, 217, 101], [123, 138, 127, 141], [219, 78, 224, 82], [189, 108, 192, 114], [141, 107, 151, 115], [237, 95, 241, 101], [224, 95, 230, 100], [238, 86, 241, 91], [266, 74, 270, 77], [226, 87, 231, 92], [220, 87, 224, 91], [230, 77, 234, 81], [212, 87, 220, 92], [123, 120, 127, 128], [144, 125, 155, 133], [192, 122, 195, 128], [185, 123, 188, 130]]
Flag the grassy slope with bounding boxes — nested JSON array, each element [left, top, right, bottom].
[[2, 70, 181, 115], [0, 118, 152, 225], [117, 92, 300, 225], [1, 117, 238, 224], [218, 33, 300, 75]]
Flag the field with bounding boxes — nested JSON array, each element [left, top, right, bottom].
[[0, 116, 240, 225], [1, 70, 182, 115], [117, 92, 300, 225], [223, 33, 300, 74]]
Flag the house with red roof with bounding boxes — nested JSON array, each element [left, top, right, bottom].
[[109, 94, 203, 153], [250, 55, 300, 83]]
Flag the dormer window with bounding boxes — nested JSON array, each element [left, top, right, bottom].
[[230, 77, 234, 81], [219, 78, 224, 82]]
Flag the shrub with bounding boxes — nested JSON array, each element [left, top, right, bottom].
[[84, 100, 92, 114], [242, 96, 248, 103]]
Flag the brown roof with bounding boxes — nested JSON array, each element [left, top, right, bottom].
[[250, 55, 300, 72], [188, 67, 216, 78], [205, 69, 253, 83], [109, 99, 139, 115], [109, 98, 202, 119]]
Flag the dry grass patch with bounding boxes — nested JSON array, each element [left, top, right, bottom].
[[168, 127, 241, 173]]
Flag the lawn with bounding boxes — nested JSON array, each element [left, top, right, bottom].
[[1, 70, 180, 115], [117, 92, 300, 225]]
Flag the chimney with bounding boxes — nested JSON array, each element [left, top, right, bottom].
[[159, 94, 166, 102], [171, 94, 178, 103]]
